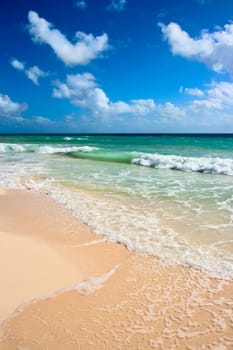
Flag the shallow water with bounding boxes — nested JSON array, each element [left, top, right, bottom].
[[0, 134, 232, 278]]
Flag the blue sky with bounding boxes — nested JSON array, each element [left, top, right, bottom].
[[1, 0, 233, 133]]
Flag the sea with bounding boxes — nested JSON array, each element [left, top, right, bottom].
[[0, 134, 232, 279]]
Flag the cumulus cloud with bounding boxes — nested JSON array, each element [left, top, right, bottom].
[[53, 72, 157, 116], [190, 81, 233, 111], [107, 0, 127, 11], [26, 66, 48, 85], [53, 73, 233, 132], [76, 0, 87, 9], [11, 57, 47, 85], [156, 102, 186, 121], [27, 11, 109, 66], [52, 72, 233, 131], [179, 86, 204, 97], [0, 93, 27, 118], [11, 58, 25, 71], [159, 21, 233, 75]]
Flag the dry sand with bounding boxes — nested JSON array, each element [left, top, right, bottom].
[[0, 189, 232, 349]]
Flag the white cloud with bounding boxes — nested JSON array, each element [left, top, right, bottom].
[[155, 102, 186, 123], [159, 22, 213, 57], [107, 0, 127, 11], [33, 116, 52, 125], [53, 72, 157, 116], [0, 93, 27, 118], [179, 86, 204, 97], [190, 81, 233, 111], [28, 11, 109, 66], [11, 58, 25, 71], [65, 114, 74, 122], [11, 57, 47, 85], [52, 73, 233, 131], [76, 0, 87, 10], [26, 66, 48, 85], [159, 21, 233, 75]]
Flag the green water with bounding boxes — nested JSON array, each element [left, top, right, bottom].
[[0, 134, 233, 278], [0, 134, 232, 155]]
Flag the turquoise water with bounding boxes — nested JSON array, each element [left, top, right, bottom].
[[0, 134, 233, 278]]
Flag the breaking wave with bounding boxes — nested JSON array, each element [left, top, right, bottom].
[[66, 151, 233, 176], [0, 143, 98, 154], [132, 153, 233, 176], [38, 145, 98, 154], [0, 142, 232, 176]]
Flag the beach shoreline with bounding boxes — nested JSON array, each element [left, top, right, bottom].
[[0, 188, 233, 349]]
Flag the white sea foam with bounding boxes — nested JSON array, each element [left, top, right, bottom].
[[0, 145, 233, 280], [37, 145, 98, 154], [1, 170, 233, 279], [0, 143, 98, 154], [74, 265, 119, 295], [0, 143, 28, 153], [46, 185, 233, 280], [64, 137, 72, 141], [132, 154, 233, 176]]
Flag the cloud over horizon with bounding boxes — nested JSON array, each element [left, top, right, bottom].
[[0, 93, 27, 119], [190, 81, 233, 111], [1, 1, 233, 133], [27, 11, 109, 66], [52, 72, 233, 131], [53, 72, 157, 117]]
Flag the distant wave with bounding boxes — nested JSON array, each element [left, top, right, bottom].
[[0, 143, 98, 154], [38, 145, 98, 154], [0, 143, 28, 153], [63, 137, 72, 141], [1, 142, 233, 175], [132, 153, 233, 176]]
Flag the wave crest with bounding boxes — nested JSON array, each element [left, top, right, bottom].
[[0, 143, 98, 154], [132, 154, 233, 176], [38, 145, 98, 154]]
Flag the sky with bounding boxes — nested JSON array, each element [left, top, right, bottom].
[[1, 0, 233, 133]]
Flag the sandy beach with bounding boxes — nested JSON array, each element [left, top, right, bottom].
[[0, 189, 233, 349]]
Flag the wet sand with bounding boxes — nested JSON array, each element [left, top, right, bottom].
[[0, 189, 232, 349]]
